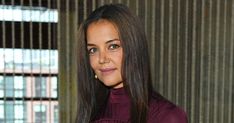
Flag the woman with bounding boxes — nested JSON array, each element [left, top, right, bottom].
[[76, 4, 187, 123]]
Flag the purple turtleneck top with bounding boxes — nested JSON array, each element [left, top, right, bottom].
[[91, 88, 188, 123]]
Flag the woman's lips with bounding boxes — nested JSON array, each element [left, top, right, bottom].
[[99, 68, 116, 75]]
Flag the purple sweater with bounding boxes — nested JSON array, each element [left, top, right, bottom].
[[91, 88, 188, 123]]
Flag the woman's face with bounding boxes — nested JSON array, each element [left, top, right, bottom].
[[87, 20, 123, 88]]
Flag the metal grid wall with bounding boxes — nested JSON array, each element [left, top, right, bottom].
[[0, 0, 58, 123]]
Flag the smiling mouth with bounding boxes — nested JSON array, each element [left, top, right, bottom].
[[99, 68, 116, 75]]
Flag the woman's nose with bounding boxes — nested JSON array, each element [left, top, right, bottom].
[[98, 50, 110, 64]]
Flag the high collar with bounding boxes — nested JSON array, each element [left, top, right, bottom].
[[109, 87, 130, 103]]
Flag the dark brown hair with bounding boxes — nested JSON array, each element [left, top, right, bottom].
[[76, 4, 152, 123]]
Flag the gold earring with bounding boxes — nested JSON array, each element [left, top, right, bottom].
[[95, 74, 98, 79]]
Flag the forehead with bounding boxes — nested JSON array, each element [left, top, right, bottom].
[[86, 20, 120, 43], [88, 19, 116, 28]]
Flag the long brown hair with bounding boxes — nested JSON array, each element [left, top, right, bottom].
[[76, 4, 152, 123]]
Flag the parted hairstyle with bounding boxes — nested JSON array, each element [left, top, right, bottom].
[[76, 4, 152, 123]]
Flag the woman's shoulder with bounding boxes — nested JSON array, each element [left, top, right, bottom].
[[148, 91, 188, 123]]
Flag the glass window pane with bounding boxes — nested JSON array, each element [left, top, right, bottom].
[[35, 77, 47, 97], [0, 90, 3, 97], [51, 77, 57, 98], [0, 102, 4, 119], [14, 101, 24, 119], [34, 105, 47, 123], [0, 76, 3, 88], [54, 105, 59, 123], [14, 120, 24, 123], [14, 76, 24, 97], [5, 102, 14, 120], [0, 76, 3, 97], [14, 76, 23, 89], [5, 77, 14, 97]]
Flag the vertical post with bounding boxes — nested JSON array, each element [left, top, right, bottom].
[[58, 0, 78, 123]]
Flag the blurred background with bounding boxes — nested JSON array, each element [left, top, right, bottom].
[[0, 0, 233, 123]]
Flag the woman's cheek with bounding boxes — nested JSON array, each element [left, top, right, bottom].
[[89, 56, 98, 70]]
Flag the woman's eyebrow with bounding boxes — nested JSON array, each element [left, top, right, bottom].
[[87, 43, 96, 46], [87, 39, 120, 46], [105, 39, 120, 44]]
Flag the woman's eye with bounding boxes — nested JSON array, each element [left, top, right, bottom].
[[88, 48, 97, 54], [109, 44, 120, 50]]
